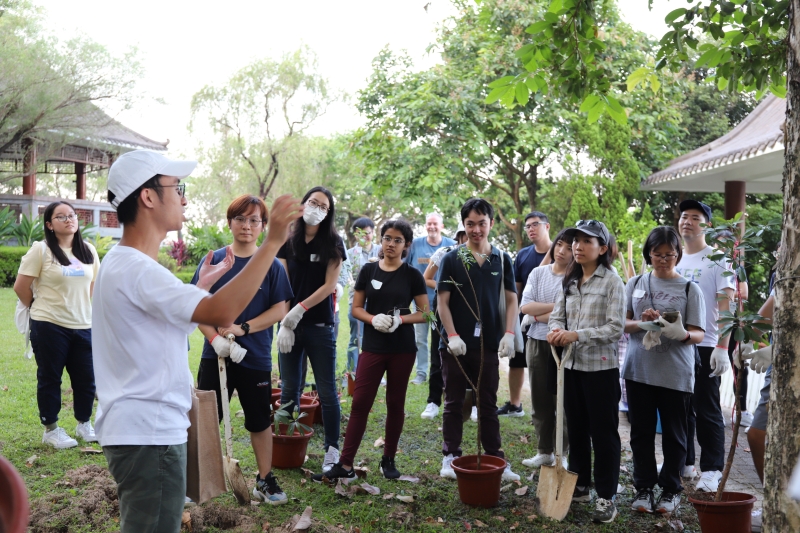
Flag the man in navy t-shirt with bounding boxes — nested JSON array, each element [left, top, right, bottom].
[[191, 195, 294, 506], [404, 213, 455, 385], [498, 211, 551, 418]]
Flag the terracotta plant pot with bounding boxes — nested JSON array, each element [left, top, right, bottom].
[[0, 455, 29, 533], [451, 454, 506, 508], [346, 372, 356, 396], [271, 388, 282, 406], [688, 491, 757, 533], [302, 391, 324, 425], [274, 397, 319, 427], [271, 427, 315, 469]]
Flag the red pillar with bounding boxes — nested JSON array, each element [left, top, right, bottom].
[[724, 181, 746, 219], [75, 162, 86, 200], [22, 138, 36, 195]]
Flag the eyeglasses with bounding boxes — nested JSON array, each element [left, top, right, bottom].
[[524, 222, 544, 230], [232, 216, 263, 227], [52, 214, 78, 222], [650, 253, 678, 262], [381, 236, 405, 245], [307, 199, 329, 213], [152, 183, 186, 198]]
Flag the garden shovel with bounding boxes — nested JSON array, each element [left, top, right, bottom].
[[218, 353, 250, 505], [537, 345, 578, 521]]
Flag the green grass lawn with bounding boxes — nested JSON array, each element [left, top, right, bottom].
[[0, 287, 699, 532]]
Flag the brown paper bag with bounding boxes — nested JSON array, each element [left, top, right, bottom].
[[186, 389, 227, 504]]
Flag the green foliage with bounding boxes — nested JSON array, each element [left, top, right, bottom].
[[156, 250, 177, 273], [13, 215, 44, 246], [185, 224, 232, 265], [0, 246, 29, 287], [0, 207, 17, 241], [273, 401, 312, 436], [174, 268, 196, 284]]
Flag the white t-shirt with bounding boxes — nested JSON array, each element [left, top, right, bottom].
[[675, 245, 735, 348], [520, 264, 564, 340], [92, 245, 208, 446]]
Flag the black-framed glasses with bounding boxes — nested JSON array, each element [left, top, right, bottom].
[[381, 236, 405, 245], [232, 216, 264, 227], [307, 199, 329, 213], [152, 183, 186, 198], [53, 214, 78, 222]]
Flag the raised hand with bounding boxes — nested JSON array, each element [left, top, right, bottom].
[[196, 246, 234, 290], [266, 195, 304, 247]]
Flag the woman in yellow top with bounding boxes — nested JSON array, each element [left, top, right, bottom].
[[14, 201, 100, 449]]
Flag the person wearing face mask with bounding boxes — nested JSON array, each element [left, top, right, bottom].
[[276, 186, 346, 474]]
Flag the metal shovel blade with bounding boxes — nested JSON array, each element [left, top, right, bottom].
[[537, 461, 578, 521], [223, 455, 250, 506], [218, 355, 250, 505]]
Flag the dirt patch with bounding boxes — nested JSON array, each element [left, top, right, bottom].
[[184, 502, 256, 532]]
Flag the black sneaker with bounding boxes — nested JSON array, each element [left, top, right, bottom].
[[311, 462, 356, 483], [631, 487, 655, 513], [592, 498, 617, 523], [496, 401, 525, 417], [380, 456, 401, 479], [655, 491, 681, 513], [252, 472, 288, 505], [572, 485, 591, 502]]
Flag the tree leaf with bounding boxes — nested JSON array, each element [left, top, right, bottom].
[[293, 506, 313, 530], [526, 21, 551, 34], [515, 83, 530, 106], [665, 8, 687, 23]]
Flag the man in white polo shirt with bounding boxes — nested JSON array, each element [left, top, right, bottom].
[[92, 150, 301, 533]]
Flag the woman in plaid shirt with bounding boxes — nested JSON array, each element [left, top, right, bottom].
[[547, 220, 625, 524]]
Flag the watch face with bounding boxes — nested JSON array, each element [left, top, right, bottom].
[[242, 323, 250, 334]]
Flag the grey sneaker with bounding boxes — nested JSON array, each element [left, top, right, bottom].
[[631, 488, 655, 513], [253, 472, 288, 505], [655, 491, 681, 514], [42, 427, 78, 449], [410, 372, 427, 385], [592, 498, 617, 523], [496, 401, 525, 417], [572, 485, 591, 502]]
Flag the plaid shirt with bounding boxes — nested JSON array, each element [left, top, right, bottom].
[[548, 264, 625, 372]]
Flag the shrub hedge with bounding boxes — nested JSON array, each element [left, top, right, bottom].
[[0, 247, 30, 287]]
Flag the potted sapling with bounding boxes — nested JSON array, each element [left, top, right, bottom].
[[271, 401, 315, 469]]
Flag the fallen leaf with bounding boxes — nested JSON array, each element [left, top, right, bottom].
[[377, 398, 384, 403], [300, 468, 314, 477], [251, 501, 261, 506], [510, 521, 519, 530], [360, 482, 380, 495], [515, 486, 528, 496], [334, 480, 348, 497], [426, 517, 435, 523], [25, 455, 37, 467], [527, 471, 536, 481], [383, 493, 395, 500], [513, 480, 521, 486], [527, 514, 537, 521], [438, 517, 445, 523], [398, 475, 420, 483], [500, 483, 514, 492], [424, 459, 430, 465], [511, 509, 522, 515], [374, 437, 385, 448], [473, 519, 487, 528], [353, 467, 369, 479], [80, 447, 102, 454], [387, 510, 413, 524], [494, 516, 506, 522], [2, 385, 8, 391], [365, 500, 373, 505], [293, 506, 313, 531], [349, 485, 368, 496], [342, 510, 350, 516], [396, 495, 414, 503], [261, 521, 270, 531], [182, 511, 192, 531], [519, 435, 529, 444], [300, 479, 307, 485], [669, 520, 684, 531], [464, 521, 472, 530]]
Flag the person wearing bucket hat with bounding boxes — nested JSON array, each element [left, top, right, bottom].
[[547, 219, 625, 523], [92, 150, 302, 533], [675, 199, 734, 493]]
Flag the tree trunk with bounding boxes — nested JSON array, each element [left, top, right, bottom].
[[764, 1, 800, 530]]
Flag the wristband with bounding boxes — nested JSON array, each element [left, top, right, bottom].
[[299, 302, 309, 311], [448, 333, 460, 338], [533, 316, 538, 323], [505, 330, 514, 335], [715, 345, 727, 349], [210, 334, 219, 343], [399, 316, 404, 324], [681, 332, 691, 343]]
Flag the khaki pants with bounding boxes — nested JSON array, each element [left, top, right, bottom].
[[526, 338, 568, 455]]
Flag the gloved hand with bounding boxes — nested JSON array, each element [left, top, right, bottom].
[[642, 330, 662, 350], [281, 303, 306, 330], [520, 314, 534, 328], [709, 347, 731, 377], [733, 341, 756, 369], [387, 314, 403, 333], [749, 345, 773, 373], [447, 334, 467, 356], [655, 314, 688, 341], [210, 335, 231, 357], [277, 326, 295, 353], [371, 313, 393, 332], [335, 283, 344, 300], [498, 332, 515, 358], [229, 341, 247, 363]]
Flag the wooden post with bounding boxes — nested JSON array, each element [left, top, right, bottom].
[[22, 138, 36, 195], [75, 162, 86, 200], [724, 181, 746, 220]]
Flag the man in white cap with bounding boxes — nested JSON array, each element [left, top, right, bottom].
[[92, 150, 302, 533]]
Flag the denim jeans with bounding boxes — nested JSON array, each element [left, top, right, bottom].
[[30, 319, 95, 426], [413, 322, 429, 376], [346, 306, 362, 373], [279, 323, 340, 449]]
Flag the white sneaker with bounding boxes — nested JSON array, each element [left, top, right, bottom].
[[681, 465, 698, 479], [440, 454, 456, 479], [522, 453, 554, 468], [470, 406, 478, 422], [421, 402, 440, 420], [695, 470, 722, 492], [42, 427, 78, 449], [740, 411, 754, 427], [502, 463, 520, 482], [75, 421, 98, 443], [751, 508, 762, 532], [322, 446, 340, 474]]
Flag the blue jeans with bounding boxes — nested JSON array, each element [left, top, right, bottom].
[[279, 323, 340, 450], [346, 306, 362, 373], [414, 322, 429, 376], [30, 319, 95, 426]]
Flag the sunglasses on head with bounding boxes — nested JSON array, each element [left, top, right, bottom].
[[576, 219, 602, 228]]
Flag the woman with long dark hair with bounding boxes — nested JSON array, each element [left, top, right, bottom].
[[547, 219, 625, 524], [312, 219, 428, 482], [276, 186, 346, 473], [14, 201, 100, 449], [623, 226, 705, 515]]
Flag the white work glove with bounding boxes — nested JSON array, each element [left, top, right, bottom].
[[229, 340, 247, 364], [498, 332, 515, 358], [335, 283, 344, 300], [447, 334, 467, 356], [642, 330, 662, 350], [748, 345, 773, 373], [277, 325, 295, 353], [520, 314, 534, 328], [654, 314, 688, 341], [371, 313, 393, 332], [709, 347, 731, 377], [210, 335, 231, 357], [733, 341, 756, 369], [387, 314, 403, 333], [281, 303, 306, 330]]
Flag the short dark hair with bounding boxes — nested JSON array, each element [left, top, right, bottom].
[[547, 228, 573, 263], [352, 217, 375, 231], [460, 198, 494, 223], [227, 194, 267, 223], [642, 226, 683, 266], [379, 219, 414, 259], [110, 174, 164, 225], [525, 211, 549, 224]]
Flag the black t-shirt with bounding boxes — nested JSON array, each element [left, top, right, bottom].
[[277, 235, 346, 326], [437, 246, 515, 352], [354, 262, 428, 354]]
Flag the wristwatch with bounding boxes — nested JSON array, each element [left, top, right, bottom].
[[241, 322, 250, 336]]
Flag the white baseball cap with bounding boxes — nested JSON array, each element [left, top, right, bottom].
[[108, 150, 197, 209]]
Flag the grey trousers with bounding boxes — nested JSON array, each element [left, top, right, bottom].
[[526, 338, 568, 455], [104, 443, 188, 533]]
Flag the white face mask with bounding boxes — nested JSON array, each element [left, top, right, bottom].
[[303, 207, 327, 226]]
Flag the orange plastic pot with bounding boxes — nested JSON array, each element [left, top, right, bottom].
[[302, 391, 324, 425], [451, 454, 506, 507], [688, 491, 756, 533], [0, 455, 29, 533], [271, 388, 282, 406], [274, 397, 319, 427], [346, 372, 355, 396], [271, 428, 314, 469]]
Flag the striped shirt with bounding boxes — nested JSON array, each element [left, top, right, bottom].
[[520, 264, 564, 341], [548, 264, 625, 372]]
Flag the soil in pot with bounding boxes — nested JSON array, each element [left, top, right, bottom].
[[451, 454, 506, 508], [271, 427, 315, 469], [688, 491, 756, 533]]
